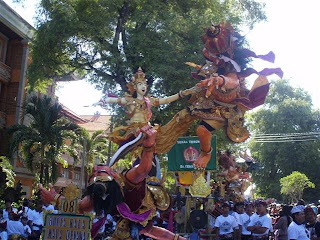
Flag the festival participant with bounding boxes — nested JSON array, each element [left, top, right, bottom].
[[275, 205, 292, 240], [288, 205, 310, 240], [232, 202, 244, 240], [0, 218, 8, 240], [42, 202, 54, 211], [20, 199, 33, 222], [214, 202, 238, 240], [247, 200, 272, 240], [239, 202, 254, 240], [39, 126, 187, 240], [305, 206, 320, 239], [29, 200, 43, 240], [6, 212, 24, 239], [2, 200, 17, 222], [20, 214, 31, 239], [93, 210, 105, 240], [297, 200, 306, 206]]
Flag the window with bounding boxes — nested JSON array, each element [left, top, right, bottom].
[[74, 172, 81, 181], [0, 33, 8, 63], [61, 169, 69, 178]]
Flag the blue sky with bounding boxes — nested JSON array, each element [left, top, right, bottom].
[[4, 0, 320, 115]]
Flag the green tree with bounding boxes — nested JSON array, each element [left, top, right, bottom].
[[248, 79, 320, 201], [28, 0, 266, 99], [0, 156, 15, 188], [27, 0, 267, 143], [79, 129, 109, 172], [7, 95, 79, 184], [280, 171, 315, 203]]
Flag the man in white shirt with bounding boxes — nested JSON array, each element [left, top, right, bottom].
[[21, 198, 34, 221], [239, 202, 254, 240], [42, 202, 55, 211], [233, 202, 245, 240], [215, 202, 238, 240], [288, 205, 310, 240], [21, 214, 32, 238], [7, 212, 25, 237], [2, 200, 17, 221], [247, 200, 272, 240], [29, 200, 44, 240]]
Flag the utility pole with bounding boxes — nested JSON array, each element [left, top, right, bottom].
[[79, 139, 86, 194], [107, 115, 114, 164]]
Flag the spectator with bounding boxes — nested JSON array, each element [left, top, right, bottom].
[[7, 212, 24, 238], [42, 202, 55, 211], [247, 200, 272, 240], [214, 202, 238, 240], [0, 218, 7, 240], [2, 200, 17, 221], [305, 206, 320, 239], [275, 205, 292, 240], [21, 198, 34, 223], [29, 200, 44, 240], [288, 205, 310, 240], [239, 202, 254, 240], [20, 214, 31, 239], [93, 210, 105, 240], [233, 202, 245, 240]]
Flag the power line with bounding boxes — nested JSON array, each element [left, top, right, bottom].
[[252, 131, 320, 142], [254, 132, 320, 137], [254, 138, 318, 143]]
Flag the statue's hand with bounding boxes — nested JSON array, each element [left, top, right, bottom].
[[139, 125, 157, 148], [92, 101, 102, 107], [38, 183, 57, 204], [181, 86, 201, 97], [196, 75, 224, 98]]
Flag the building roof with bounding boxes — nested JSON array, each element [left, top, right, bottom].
[[79, 114, 111, 134], [60, 104, 88, 124], [0, 0, 35, 40]]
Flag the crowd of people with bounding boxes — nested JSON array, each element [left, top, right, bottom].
[[204, 199, 320, 240], [0, 198, 52, 240], [0, 197, 119, 240], [1, 196, 320, 240]]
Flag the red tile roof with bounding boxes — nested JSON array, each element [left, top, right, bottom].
[[78, 114, 111, 134]]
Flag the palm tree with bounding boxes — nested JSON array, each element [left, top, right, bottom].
[[79, 129, 108, 173], [7, 95, 79, 184]]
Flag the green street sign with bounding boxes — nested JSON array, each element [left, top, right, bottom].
[[167, 136, 216, 171]]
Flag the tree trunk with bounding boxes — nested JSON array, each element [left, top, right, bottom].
[[39, 146, 45, 183], [40, 163, 44, 184]]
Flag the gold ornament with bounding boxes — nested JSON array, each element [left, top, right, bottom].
[[62, 183, 81, 202], [189, 174, 211, 197]]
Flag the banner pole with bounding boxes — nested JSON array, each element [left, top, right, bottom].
[[206, 171, 211, 186]]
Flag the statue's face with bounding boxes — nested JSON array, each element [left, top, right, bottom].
[[135, 82, 147, 96]]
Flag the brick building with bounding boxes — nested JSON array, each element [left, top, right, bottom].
[[0, 0, 112, 198], [0, 0, 34, 197]]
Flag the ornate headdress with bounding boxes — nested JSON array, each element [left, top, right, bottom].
[[127, 67, 147, 94]]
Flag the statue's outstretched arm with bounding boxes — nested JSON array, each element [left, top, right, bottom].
[[93, 96, 127, 107], [39, 183, 94, 214], [197, 72, 240, 98], [158, 86, 199, 105]]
